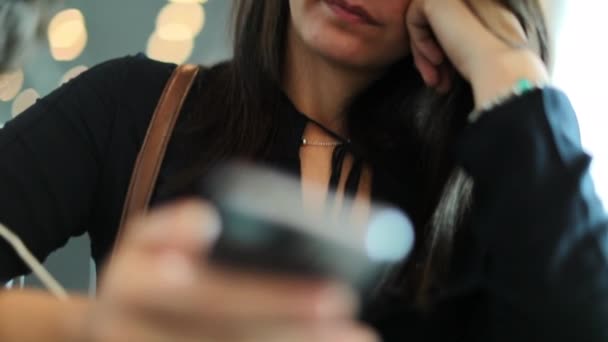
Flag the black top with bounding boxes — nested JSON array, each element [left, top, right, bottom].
[[1, 55, 607, 341]]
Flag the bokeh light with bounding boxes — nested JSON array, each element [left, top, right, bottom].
[[11, 89, 40, 118], [365, 209, 414, 262], [147, 31, 195, 64], [59, 65, 89, 86], [146, 1, 208, 64], [0, 69, 24, 102], [169, 0, 208, 4], [156, 3, 205, 41], [48, 9, 88, 61]]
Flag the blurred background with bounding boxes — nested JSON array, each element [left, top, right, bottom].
[[1, 0, 606, 292], [1, 0, 233, 293]]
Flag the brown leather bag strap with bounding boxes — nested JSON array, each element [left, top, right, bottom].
[[114, 64, 200, 249]]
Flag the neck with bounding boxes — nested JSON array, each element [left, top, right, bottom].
[[282, 24, 378, 136]]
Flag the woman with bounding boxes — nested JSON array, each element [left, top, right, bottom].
[[0, 0, 606, 340]]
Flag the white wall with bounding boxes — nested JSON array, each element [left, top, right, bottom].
[[552, 2, 608, 206]]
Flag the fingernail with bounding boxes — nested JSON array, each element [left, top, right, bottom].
[[157, 251, 197, 288], [171, 201, 222, 245], [134, 213, 175, 242], [317, 283, 359, 317]]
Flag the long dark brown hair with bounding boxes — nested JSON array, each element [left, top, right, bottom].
[[167, 0, 551, 305]]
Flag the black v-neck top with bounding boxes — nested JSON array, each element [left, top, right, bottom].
[[1, 55, 607, 341]]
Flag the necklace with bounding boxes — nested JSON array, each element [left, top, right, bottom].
[[301, 138, 345, 147]]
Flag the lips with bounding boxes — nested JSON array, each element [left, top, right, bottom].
[[323, 0, 380, 26]]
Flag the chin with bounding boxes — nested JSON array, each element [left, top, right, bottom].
[[295, 18, 406, 71], [289, 0, 409, 71], [312, 32, 403, 71]]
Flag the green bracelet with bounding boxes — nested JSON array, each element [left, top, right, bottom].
[[468, 79, 546, 123]]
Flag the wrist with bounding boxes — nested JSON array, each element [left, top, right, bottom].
[[0, 291, 91, 342], [470, 49, 549, 110], [62, 296, 92, 342]]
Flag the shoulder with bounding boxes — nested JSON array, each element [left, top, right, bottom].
[[69, 55, 232, 135], [85, 53, 177, 98], [17, 54, 181, 124], [120, 53, 177, 90], [62, 54, 175, 89], [95, 54, 230, 110], [0, 54, 178, 139], [99, 54, 230, 93]]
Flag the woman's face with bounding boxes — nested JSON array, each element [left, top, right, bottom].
[[289, 0, 412, 70]]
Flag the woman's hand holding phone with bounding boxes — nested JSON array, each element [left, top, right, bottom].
[[82, 200, 378, 342]]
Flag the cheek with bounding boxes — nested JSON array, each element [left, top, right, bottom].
[[289, 0, 412, 68], [377, 1, 412, 54], [376, 24, 410, 65]]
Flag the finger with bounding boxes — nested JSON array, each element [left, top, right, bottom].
[[199, 321, 379, 342], [92, 313, 207, 342], [238, 321, 379, 342], [406, 0, 442, 86], [435, 62, 454, 94], [412, 46, 439, 87], [198, 266, 358, 320], [406, 0, 442, 64], [406, 8, 444, 67], [120, 199, 221, 257], [95, 316, 378, 342], [100, 243, 201, 309], [405, 0, 428, 33], [107, 250, 358, 322], [180, 266, 359, 321], [408, 25, 444, 65], [418, 38, 444, 66]]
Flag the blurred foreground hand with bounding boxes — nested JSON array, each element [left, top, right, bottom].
[[82, 200, 378, 342]]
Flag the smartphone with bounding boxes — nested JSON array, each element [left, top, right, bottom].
[[201, 163, 415, 294]]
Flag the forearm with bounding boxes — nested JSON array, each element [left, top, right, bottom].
[[0, 290, 89, 342], [469, 49, 549, 111], [457, 89, 608, 340]]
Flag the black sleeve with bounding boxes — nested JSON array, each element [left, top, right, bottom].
[[0, 57, 131, 281], [456, 88, 608, 341]]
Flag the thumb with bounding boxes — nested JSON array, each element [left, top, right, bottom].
[[119, 199, 221, 258]]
